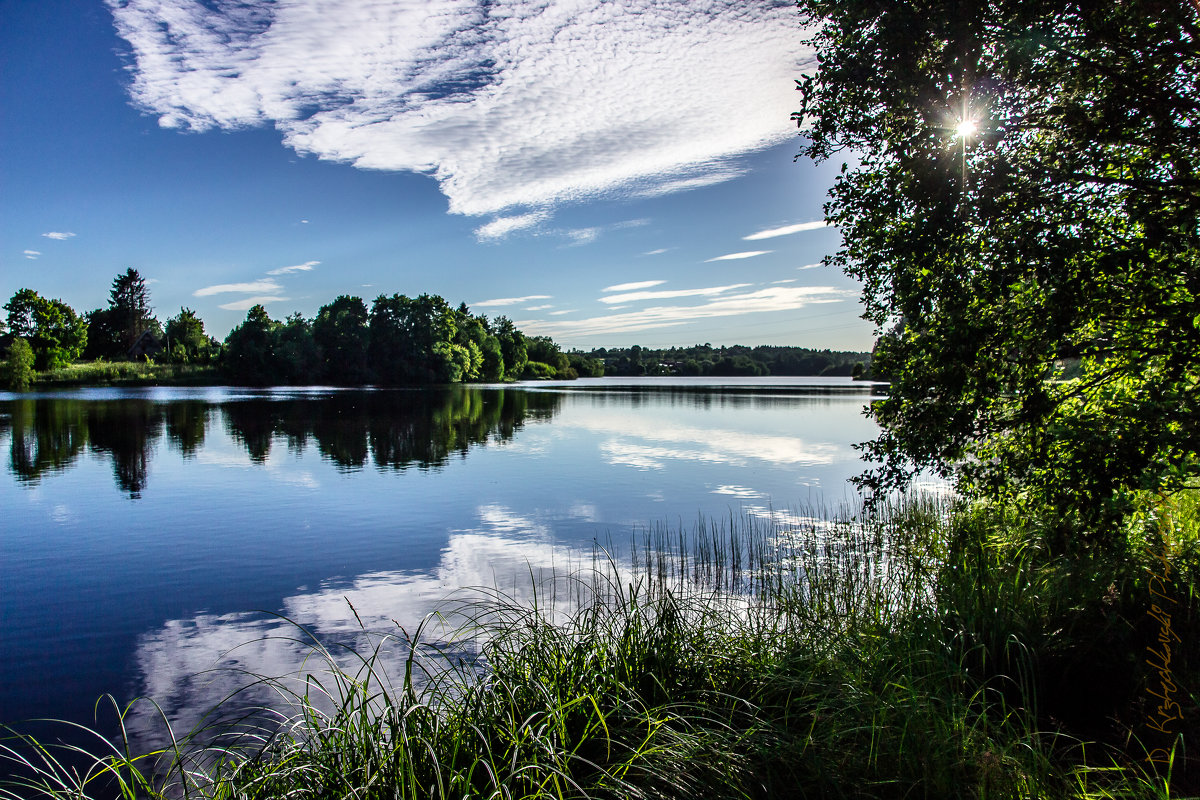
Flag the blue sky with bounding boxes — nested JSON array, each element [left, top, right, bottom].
[[0, 0, 873, 350]]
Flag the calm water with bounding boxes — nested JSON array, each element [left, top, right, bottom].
[[0, 377, 881, 751]]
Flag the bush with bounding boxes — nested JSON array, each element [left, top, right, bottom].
[[4, 338, 35, 390]]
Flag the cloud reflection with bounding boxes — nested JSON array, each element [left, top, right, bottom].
[[124, 505, 613, 751]]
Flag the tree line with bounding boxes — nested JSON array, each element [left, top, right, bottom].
[[2, 269, 875, 389], [0, 269, 580, 386], [579, 343, 869, 378]]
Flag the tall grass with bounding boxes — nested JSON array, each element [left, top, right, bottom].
[[1, 495, 1192, 799], [32, 361, 219, 387]]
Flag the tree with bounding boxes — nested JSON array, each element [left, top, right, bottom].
[[796, 0, 1200, 547], [4, 289, 87, 370], [108, 268, 154, 352], [369, 293, 458, 384], [313, 295, 370, 384], [223, 304, 278, 384], [494, 316, 527, 378], [5, 338, 35, 390], [164, 307, 215, 363]]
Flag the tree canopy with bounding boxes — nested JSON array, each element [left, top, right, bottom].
[[796, 0, 1200, 547], [3, 289, 88, 370]]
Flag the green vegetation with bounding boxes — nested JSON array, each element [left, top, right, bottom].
[[580, 343, 869, 378], [2, 497, 1196, 798], [3, 289, 88, 370], [2, 272, 575, 386], [3, 338, 35, 391], [32, 361, 219, 387], [795, 0, 1200, 550]]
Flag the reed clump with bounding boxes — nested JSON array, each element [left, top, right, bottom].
[[32, 361, 219, 387], [2, 493, 1196, 799]]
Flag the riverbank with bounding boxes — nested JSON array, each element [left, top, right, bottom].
[[30, 361, 221, 387], [2, 494, 1195, 799]]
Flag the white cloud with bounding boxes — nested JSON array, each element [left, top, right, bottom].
[[106, 1, 812, 218], [564, 227, 600, 246], [798, 262, 823, 270], [743, 220, 829, 240], [641, 248, 669, 256], [194, 279, 283, 297], [219, 295, 289, 311], [603, 280, 666, 292], [23, 250, 40, 259], [633, 168, 748, 199], [548, 310, 575, 316], [41, 231, 75, 240], [471, 294, 552, 307], [475, 212, 548, 241], [705, 250, 772, 262], [521, 286, 854, 338], [525, 304, 553, 311], [599, 283, 750, 304], [771, 278, 797, 284], [267, 260, 319, 275]]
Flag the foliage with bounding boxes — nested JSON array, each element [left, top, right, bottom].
[[795, 0, 1200, 546], [3, 290, 87, 371], [313, 295, 371, 384], [222, 304, 277, 384], [587, 343, 868, 377], [163, 308, 217, 364], [109, 268, 156, 354], [4, 338, 35, 390]]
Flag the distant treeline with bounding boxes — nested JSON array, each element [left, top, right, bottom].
[[575, 344, 871, 378]]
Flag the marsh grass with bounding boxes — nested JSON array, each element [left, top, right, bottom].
[[32, 361, 219, 387], [1, 496, 1193, 799]]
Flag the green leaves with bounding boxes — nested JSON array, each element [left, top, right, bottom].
[[799, 0, 1200, 548]]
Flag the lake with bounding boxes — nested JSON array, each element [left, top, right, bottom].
[[0, 377, 882, 754]]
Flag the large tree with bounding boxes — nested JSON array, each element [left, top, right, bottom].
[[4, 289, 88, 370], [313, 295, 370, 384], [109, 268, 155, 352], [796, 0, 1200, 547]]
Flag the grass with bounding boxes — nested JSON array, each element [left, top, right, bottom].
[[1, 495, 1196, 799], [31, 361, 220, 387]]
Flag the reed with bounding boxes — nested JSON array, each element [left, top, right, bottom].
[[32, 361, 219, 387]]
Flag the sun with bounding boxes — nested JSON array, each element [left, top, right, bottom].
[[955, 119, 978, 138]]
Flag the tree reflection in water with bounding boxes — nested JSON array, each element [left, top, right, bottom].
[[2, 387, 563, 495]]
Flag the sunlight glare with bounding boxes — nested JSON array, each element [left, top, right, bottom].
[[955, 119, 978, 138]]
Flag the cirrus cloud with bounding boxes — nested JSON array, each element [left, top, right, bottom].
[[218, 295, 289, 311], [106, 1, 813, 220], [705, 250, 772, 262], [743, 220, 829, 240], [194, 279, 283, 297], [41, 231, 76, 240], [602, 280, 666, 292], [521, 285, 854, 338], [267, 260, 320, 275], [471, 294, 552, 308], [599, 283, 750, 305]]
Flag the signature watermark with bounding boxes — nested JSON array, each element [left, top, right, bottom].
[[1144, 546, 1184, 766]]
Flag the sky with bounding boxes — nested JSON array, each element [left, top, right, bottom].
[[0, 0, 874, 350]]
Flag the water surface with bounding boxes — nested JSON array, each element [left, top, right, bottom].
[[0, 378, 881, 747]]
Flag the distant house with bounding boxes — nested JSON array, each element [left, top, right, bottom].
[[127, 328, 161, 360]]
